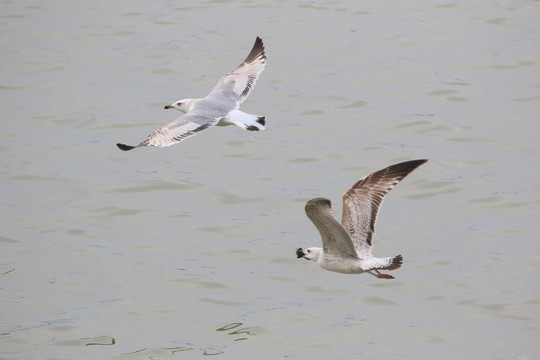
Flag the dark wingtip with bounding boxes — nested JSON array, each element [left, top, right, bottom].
[[243, 37, 266, 64], [116, 143, 136, 151], [256, 116, 266, 126], [384, 159, 428, 181], [410, 159, 428, 168], [398, 159, 428, 176], [398, 159, 428, 169]]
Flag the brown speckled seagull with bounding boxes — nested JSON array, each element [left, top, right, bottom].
[[296, 159, 427, 279], [117, 37, 266, 151]]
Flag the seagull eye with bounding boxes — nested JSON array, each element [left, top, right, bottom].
[[176, 102, 182, 106], [307, 249, 311, 253]]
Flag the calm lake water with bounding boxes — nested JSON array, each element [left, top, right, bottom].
[[2, 1, 539, 359]]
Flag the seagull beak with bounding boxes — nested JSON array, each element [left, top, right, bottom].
[[296, 248, 305, 259], [164, 105, 172, 109]]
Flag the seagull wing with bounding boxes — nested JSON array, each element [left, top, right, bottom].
[[341, 160, 427, 258], [305, 198, 358, 259], [116, 114, 217, 151], [205, 37, 266, 109]]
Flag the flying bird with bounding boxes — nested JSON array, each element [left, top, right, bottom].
[[296, 159, 427, 279], [117, 37, 267, 151]]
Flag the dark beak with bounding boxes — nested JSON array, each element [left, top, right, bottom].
[[296, 248, 305, 259], [164, 105, 172, 109]]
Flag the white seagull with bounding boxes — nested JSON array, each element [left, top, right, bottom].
[[296, 159, 427, 279], [117, 37, 267, 151]]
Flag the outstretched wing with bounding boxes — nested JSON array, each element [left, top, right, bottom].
[[341, 160, 427, 257], [305, 198, 358, 259], [205, 37, 266, 109], [116, 114, 217, 151]]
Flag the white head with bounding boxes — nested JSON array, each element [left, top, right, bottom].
[[296, 247, 323, 262], [163, 99, 195, 113]]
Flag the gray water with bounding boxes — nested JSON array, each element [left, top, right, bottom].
[[2, 1, 539, 359]]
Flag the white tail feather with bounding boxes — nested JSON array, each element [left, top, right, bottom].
[[218, 109, 266, 131]]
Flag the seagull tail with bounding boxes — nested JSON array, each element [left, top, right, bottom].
[[385, 254, 403, 271], [245, 116, 266, 131], [227, 110, 266, 131]]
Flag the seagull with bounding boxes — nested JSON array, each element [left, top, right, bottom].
[[116, 37, 267, 151], [296, 159, 427, 279]]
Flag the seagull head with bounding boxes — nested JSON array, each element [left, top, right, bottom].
[[296, 247, 321, 261], [163, 99, 193, 112]]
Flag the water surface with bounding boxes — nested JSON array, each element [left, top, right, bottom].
[[1, 1, 539, 359]]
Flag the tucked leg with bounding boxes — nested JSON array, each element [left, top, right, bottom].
[[367, 270, 395, 279]]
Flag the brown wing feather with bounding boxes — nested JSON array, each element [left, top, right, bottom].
[[341, 160, 427, 256], [305, 198, 358, 259]]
